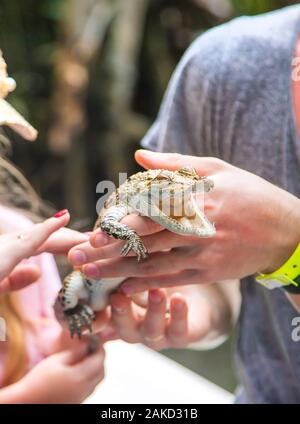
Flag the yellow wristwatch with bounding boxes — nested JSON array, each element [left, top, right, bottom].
[[256, 244, 300, 293]]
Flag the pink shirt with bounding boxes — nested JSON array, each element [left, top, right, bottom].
[[0, 206, 62, 386]]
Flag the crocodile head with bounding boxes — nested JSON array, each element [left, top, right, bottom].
[[130, 166, 216, 237]]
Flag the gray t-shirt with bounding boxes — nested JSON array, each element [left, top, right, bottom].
[[141, 5, 300, 404]]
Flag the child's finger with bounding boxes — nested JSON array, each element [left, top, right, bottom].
[[15, 211, 70, 256], [54, 342, 90, 365], [0, 264, 41, 295], [0, 211, 70, 280], [166, 293, 188, 346], [73, 347, 105, 380], [142, 289, 167, 347], [69, 230, 190, 266], [110, 293, 140, 342], [37, 227, 89, 256]]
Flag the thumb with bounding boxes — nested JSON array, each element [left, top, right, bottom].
[[135, 150, 223, 176]]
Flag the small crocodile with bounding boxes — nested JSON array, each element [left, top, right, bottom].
[[57, 167, 215, 337]]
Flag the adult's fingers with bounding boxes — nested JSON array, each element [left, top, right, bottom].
[[97, 325, 119, 344], [89, 215, 163, 249], [0, 211, 70, 281], [69, 230, 202, 266], [82, 248, 195, 281], [120, 269, 210, 294], [110, 293, 139, 342], [0, 264, 41, 295], [166, 294, 188, 346], [135, 150, 225, 176], [141, 289, 167, 348]]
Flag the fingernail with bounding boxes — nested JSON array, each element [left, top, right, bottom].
[[173, 300, 184, 312], [84, 264, 100, 279], [70, 250, 87, 266], [94, 232, 109, 247], [53, 209, 68, 218], [121, 283, 135, 295], [149, 290, 162, 304]]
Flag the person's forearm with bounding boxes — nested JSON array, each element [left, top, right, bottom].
[[177, 280, 240, 350], [195, 280, 239, 349], [286, 293, 300, 313], [264, 190, 300, 274]]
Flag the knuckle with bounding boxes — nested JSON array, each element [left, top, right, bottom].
[[167, 332, 186, 346], [140, 259, 157, 275], [207, 156, 225, 169]]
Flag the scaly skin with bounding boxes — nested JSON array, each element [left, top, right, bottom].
[[58, 167, 215, 337]]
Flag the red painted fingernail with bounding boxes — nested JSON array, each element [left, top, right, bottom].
[[53, 209, 69, 218]]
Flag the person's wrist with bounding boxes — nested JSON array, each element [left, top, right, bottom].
[[263, 194, 300, 274]]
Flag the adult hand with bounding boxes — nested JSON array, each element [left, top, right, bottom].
[[87, 286, 216, 350], [68, 150, 300, 293], [0, 211, 70, 294]]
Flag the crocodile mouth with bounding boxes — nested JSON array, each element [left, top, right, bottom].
[[158, 193, 215, 237]]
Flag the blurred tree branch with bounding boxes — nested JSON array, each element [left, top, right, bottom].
[[48, 0, 114, 219]]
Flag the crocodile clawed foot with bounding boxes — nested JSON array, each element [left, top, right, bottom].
[[121, 234, 148, 261], [64, 304, 96, 338]]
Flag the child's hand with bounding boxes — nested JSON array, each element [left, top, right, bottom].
[[0, 211, 70, 294], [19, 343, 105, 404], [90, 286, 214, 351], [37, 227, 90, 256]]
